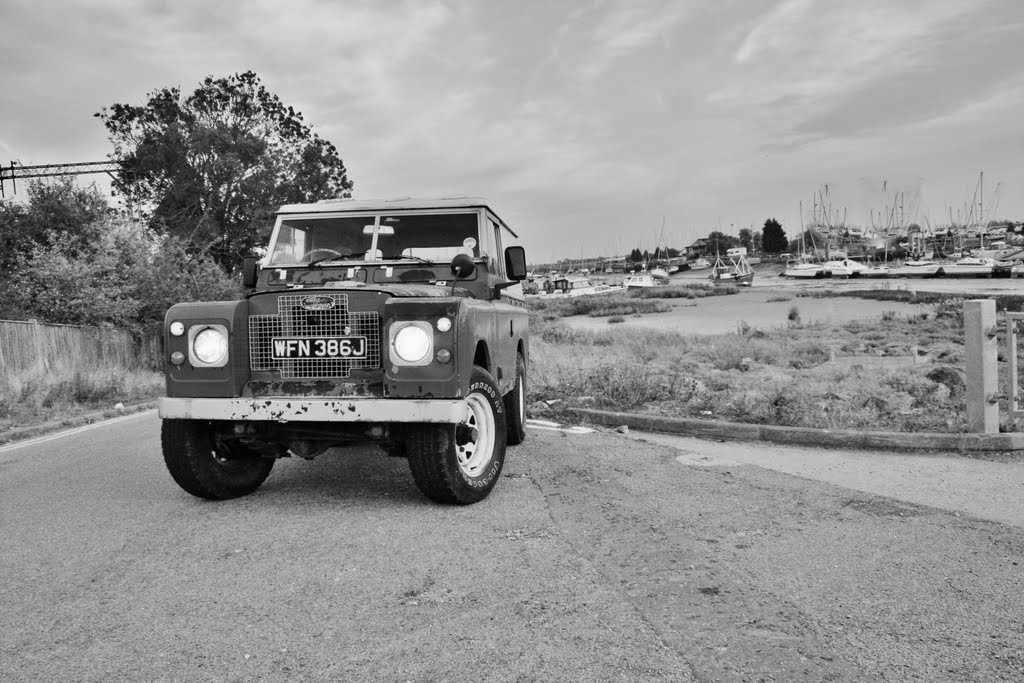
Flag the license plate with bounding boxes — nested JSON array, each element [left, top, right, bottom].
[[271, 337, 368, 359]]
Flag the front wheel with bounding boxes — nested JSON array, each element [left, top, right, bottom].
[[161, 419, 275, 500], [504, 353, 527, 445], [406, 367, 507, 504]]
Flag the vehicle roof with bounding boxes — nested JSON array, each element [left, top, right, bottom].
[[276, 195, 516, 237], [279, 195, 490, 215]]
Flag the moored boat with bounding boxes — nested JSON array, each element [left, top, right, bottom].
[[859, 264, 892, 278], [648, 266, 671, 283], [889, 259, 944, 278], [823, 257, 869, 278], [543, 275, 617, 298], [708, 255, 754, 286], [942, 256, 995, 278], [783, 261, 827, 278], [623, 273, 660, 289]]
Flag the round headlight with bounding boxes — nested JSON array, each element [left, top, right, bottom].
[[193, 327, 228, 365], [393, 325, 431, 363], [169, 321, 185, 336]]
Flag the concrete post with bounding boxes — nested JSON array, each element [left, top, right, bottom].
[[964, 299, 999, 433]]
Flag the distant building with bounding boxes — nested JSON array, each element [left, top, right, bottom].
[[685, 238, 709, 258]]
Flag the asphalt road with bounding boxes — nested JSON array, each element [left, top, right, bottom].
[[2, 413, 1023, 682]]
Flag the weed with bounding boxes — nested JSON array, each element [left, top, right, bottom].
[[0, 367, 164, 433], [634, 284, 739, 299], [608, 315, 625, 324], [788, 305, 800, 322], [766, 295, 792, 303]]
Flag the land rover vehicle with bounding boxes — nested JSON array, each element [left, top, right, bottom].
[[158, 197, 529, 505]]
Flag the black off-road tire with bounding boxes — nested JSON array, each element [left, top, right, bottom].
[[504, 352, 527, 446], [406, 366, 507, 505], [161, 419, 275, 500]]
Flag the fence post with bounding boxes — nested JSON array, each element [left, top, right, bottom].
[[964, 299, 999, 433], [29, 319, 51, 374]]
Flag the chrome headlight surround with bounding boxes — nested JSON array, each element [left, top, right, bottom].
[[388, 321, 433, 367], [187, 324, 230, 368]]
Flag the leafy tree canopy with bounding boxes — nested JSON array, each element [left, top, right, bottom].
[[738, 228, 753, 251], [95, 70, 353, 272], [9, 217, 240, 332], [761, 218, 787, 253], [0, 179, 109, 271], [705, 231, 738, 255]]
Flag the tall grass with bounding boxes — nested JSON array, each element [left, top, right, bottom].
[[528, 294, 670, 318], [0, 368, 164, 429], [633, 283, 739, 299], [529, 311, 973, 433]]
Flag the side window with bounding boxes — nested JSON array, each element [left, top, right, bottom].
[[489, 218, 504, 277]]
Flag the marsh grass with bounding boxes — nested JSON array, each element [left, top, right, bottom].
[[530, 308, 975, 433], [634, 283, 739, 299], [0, 367, 164, 432], [528, 293, 671, 318]]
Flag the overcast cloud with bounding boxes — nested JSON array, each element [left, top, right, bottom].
[[1, 0, 1022, 261]]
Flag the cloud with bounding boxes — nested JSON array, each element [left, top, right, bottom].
[[733, 0, 816, 64], [576, 0, 695, 82]]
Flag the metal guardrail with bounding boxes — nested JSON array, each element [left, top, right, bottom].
[[1006, 312, 1024, 419]]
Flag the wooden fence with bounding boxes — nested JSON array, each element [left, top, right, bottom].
[[0, 319, 163, 380]]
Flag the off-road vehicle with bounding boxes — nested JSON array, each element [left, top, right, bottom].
[[158, 197, 529, 504]]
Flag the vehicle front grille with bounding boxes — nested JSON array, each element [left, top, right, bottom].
[[249, 293, 381, 378]]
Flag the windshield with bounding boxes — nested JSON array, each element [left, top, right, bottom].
[[267, 212, 481, 266]]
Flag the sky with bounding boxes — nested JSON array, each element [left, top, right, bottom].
[[1, 0, 1023, 262]]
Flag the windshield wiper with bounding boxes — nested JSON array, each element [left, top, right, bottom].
[[388, 255, 435, 265], [306, 253, 366, 266]]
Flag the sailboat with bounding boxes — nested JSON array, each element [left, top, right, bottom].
[[783, 201, 828, 278]]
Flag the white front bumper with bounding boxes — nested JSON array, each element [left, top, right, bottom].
[[158, 397, 468, 423]]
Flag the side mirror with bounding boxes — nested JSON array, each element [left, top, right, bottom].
[[450, 253, 476, 279], [504, 246, 527, 281], [242, 256, 260, 288]]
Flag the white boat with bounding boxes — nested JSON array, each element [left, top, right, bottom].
[[688, 258, 711, 271], [783, 261, 827, 279], [942, 256, 995, 278], [823, 258, 870, 278], [859, 264, 892, 278], [544, 275, 603, 297], [648, 267, 671, 282], [889, 259, 944, 278], [623, 273, 660, 289], [708, 255, 754, 286]]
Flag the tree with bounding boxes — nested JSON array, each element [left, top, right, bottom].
[[95, 70, 354, 273], [629, 248, 643, 263], [738, 228, 753, 252], [761, 218, 787, 254], [0, 178, 109, 272], [705, 231, 738, 256], [752, 232, 763, 254], [10, 217, 240, 332], [788, 228, 826, 255]]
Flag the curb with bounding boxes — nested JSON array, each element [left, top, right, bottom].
[[572, 408, 1024, 453], [0, 401, 158, 446]]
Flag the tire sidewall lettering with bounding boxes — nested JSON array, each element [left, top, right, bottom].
[[468, 380, 503, 414]]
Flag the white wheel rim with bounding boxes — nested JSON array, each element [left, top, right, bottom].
[[458, 393, 495, 476], [517, 377, 524, 425]]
